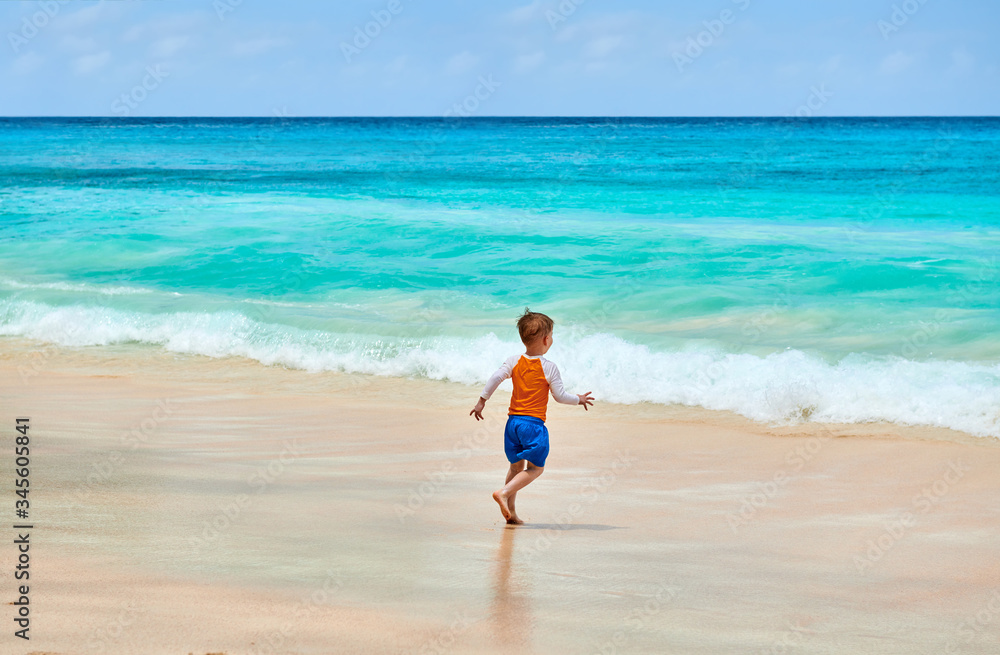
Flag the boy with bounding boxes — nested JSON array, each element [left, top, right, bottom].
[[470, 309, 594, 524]]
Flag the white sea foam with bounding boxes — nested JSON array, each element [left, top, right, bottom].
[[0, 277, 157, 296], [2, 300, 998, 438]]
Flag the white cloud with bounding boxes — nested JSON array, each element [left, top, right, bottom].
[[879, 51, 913, 75], [122, 13, 209, 43], [231, 37, 286, 57], [555, 12, 638, 44], [584, 35, 623, 59], [445, 50, 480, 75], [56, 3, 108, 32], [11, 52, 44, 76], [72, 51, 111, 75], [514, 51, 546, 74], [150, 36, 189, 58]]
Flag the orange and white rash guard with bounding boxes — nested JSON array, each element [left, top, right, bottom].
[[480, 354, 580, 422]]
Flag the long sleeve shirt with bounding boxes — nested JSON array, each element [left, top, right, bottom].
[[480, 354, 579, 422]]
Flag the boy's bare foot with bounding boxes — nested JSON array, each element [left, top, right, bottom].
[[506, 514, 523, 525], [492, 490, 511, 520]]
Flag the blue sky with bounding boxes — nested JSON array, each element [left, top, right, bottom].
[[2, 0, 997, 116]]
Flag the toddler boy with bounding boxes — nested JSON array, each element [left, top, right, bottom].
[[470, 309, 594, 524]]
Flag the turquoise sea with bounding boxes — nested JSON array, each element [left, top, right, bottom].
[[1, 117, 998, 436]]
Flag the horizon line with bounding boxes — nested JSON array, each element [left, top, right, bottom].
[[2, 114, 998, 119]]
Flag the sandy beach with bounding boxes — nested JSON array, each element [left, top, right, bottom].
[[2, 337, 999, 654]]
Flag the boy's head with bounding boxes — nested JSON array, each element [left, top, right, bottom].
[[517, 308, 554, 348]]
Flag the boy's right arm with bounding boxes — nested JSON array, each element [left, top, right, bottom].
[[470, 356, 515, 421]]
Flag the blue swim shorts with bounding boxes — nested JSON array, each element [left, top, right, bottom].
[[504, 415, 550, 468]]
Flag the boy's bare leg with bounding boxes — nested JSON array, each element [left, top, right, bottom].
[[504, 462, 525, 524], [493, 461, 543, 523]]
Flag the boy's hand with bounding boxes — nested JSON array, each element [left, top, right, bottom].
[[578, 392, 594, 411], [470, 397, 486, 421]]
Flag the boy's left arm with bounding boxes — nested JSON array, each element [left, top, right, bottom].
[[544, 361, 595, 411]]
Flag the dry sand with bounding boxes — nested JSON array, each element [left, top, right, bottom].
[[1, 337, 999, 654]]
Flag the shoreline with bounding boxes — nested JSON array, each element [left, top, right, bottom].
[[3, 336, 996, 448], [3, 337, 1000, 653]]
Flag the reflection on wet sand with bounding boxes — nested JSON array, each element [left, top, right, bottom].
[[490, 526, 533, 653]]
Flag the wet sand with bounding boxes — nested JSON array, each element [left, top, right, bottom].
[[2, 338, 999, 654]]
